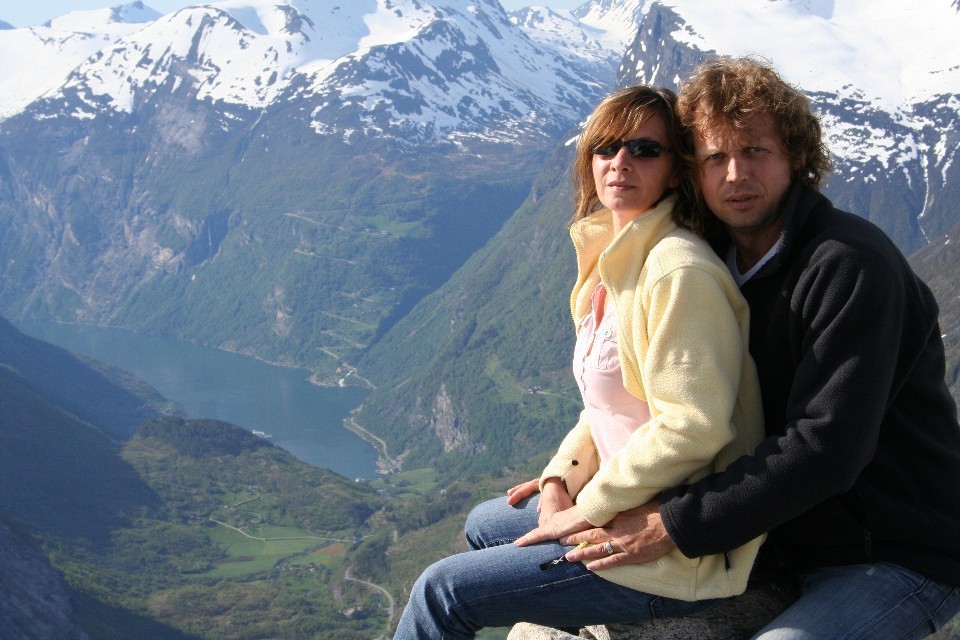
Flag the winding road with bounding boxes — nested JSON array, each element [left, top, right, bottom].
[[345, 565, 396, 636]]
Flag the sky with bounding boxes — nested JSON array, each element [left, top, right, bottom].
[[0, 0, 585, 28]]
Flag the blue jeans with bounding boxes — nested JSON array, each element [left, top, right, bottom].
[[393, 495, 715, 639], [395, 496, 960, 639], [752, 562, 960, 640]]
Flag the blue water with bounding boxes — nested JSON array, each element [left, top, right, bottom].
[[15, 321, 378, 480]]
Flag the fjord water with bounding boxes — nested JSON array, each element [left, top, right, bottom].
[[16, 321, 378, 480]]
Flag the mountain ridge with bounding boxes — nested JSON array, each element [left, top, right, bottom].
[[0, 0, 624, 142], [0, 0, 629, 383]]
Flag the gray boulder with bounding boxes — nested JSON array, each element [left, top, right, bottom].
[[507, 574, 795, 640]]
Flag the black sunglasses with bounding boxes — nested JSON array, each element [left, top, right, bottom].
[[591, 138, 672, 158]]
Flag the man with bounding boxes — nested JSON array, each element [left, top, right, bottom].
[[550, 56, 960, 638]]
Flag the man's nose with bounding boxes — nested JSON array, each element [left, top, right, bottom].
[[725, 156, 747, 182]]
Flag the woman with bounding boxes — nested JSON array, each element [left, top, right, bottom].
[[394, 86, 765, 638]]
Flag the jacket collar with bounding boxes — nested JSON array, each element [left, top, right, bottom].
[[570, 194, 679, 275], [569, 194, 678, 323]]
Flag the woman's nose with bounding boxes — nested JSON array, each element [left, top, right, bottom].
[[610, 146, 632, 170]]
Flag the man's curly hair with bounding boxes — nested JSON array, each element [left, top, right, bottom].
[[675, 56, 833, 235]]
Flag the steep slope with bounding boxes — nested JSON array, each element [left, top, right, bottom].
[[355, 140, 581, 476], [0, 364, 161, 543], [0, 519, 89, 640], [909, 221, 960, 404]]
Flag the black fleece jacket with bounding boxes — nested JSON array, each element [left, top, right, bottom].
[[659, 182, 960, 586]]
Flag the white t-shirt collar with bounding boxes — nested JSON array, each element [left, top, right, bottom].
[[725, 236, 784, 286]]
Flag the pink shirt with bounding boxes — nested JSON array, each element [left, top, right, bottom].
[[572, 284, 652, 464]]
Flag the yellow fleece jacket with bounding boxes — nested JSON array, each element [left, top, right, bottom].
[[540, 195, 765, 601]]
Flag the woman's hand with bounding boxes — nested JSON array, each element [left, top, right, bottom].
[[514, 504, 591, 547], [505, 479, 541, 506], [535, 478, 574, 526]]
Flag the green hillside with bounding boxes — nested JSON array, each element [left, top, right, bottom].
[[0, 399, 394, 638], [353, 142, 582, 481], [0, 320, 392, 638], [0, 365, 159, 544], [0, 104, 540, 384]]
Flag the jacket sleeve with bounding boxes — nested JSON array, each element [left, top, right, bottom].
[[660, 241, 910, 557], [540, 411, 599, 499], [575, 262, 745, 526]]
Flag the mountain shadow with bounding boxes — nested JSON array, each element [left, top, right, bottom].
[[0, 362, 161, 545], [0, 316, 161, 441]]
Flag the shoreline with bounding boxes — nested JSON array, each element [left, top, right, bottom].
[[342, 407, 404, 475], [14, 318, 376, 390]]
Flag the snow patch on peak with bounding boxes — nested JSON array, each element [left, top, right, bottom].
[[298, 0, 615, 145], [575, 0, 644, 50], [47, 2, 161, 31], [668, 0, 960, 109], [510, 6, 579, 33], [769, 0, 835, 20], [0, 4, 155, 119], [509, 5, 615, 65], [212, 0, 322, 38]]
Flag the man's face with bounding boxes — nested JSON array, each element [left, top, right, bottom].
[[694, 113, 795, 251]]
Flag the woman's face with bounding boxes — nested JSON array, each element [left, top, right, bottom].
[[591, 112, 679, 224]]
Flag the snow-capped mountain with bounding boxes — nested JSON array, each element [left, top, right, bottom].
[[2, 0, 957, 219], [0, 2, 162, 119], [0, 0, 637, 380], [0, 0, 625, 143]]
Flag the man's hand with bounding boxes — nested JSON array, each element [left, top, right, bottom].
[[560, 500, 676, 571]]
